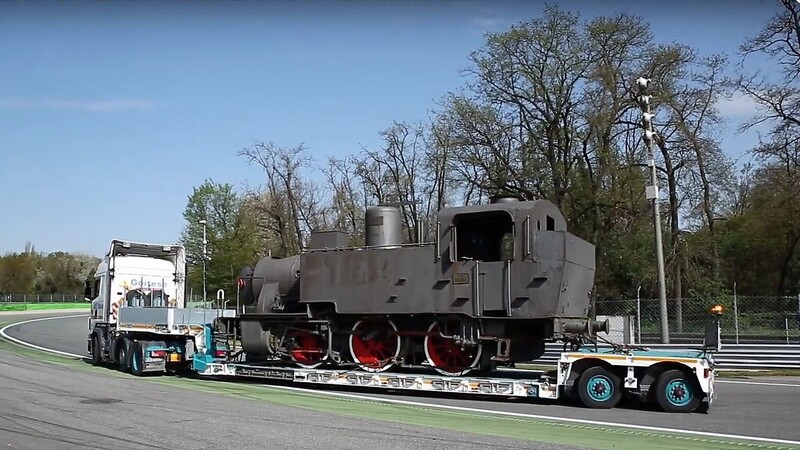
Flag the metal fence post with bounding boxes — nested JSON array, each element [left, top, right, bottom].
[[786, 318, 790, 344], [636, 285, 642, 345], [733, 282, 740, 344]]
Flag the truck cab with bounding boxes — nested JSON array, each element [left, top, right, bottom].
[[85, 240, 186, 329]]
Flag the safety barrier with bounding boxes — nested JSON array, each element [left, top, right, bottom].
[[537, 343, 800, 370]]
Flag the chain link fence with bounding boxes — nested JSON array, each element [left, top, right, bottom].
[[3, 292, 799, 345], [595, 295, 800, 345]]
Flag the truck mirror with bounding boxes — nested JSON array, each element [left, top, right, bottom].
[[83, 280, 92, 301]]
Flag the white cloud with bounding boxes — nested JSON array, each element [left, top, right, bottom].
[[465, 2, 513, 35], [0, 97, 155, 112], [472, 16, 502, 30], [716, 93, 761, 118]]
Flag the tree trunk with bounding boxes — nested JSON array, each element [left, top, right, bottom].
[[778, 234, 800, 295]]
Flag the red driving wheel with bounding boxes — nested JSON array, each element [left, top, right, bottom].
[[349, 318, 401, 372]]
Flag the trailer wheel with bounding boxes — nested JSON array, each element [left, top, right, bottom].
[[90, 335, 102, 366], [130, 341, 145, 376], [654, 369, 700, 413], [577, 366, 622, 409]]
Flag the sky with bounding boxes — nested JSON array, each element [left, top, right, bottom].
[[0, 0, 783, 257]]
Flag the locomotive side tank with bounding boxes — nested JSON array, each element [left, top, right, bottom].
[[237, 197, 598, 376]]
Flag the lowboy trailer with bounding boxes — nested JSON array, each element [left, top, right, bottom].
[[189, 325, 718, 413]]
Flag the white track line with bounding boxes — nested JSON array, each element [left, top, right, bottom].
[[3, 315, 800, 447], [0, 314, 88, 358]]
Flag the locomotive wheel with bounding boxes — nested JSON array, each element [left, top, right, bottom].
[[286, 327, 327, 369], [349, 318, 401, 373], [424, 320, 483, 377]]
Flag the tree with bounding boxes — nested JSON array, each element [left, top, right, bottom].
[[36, 252, 99, 294], [179, 179, 261, 300], [724, 0, 800, 296], [737, 0, 800, 135], [238, 142, 324, 256], [321, 155, 367, 246], [0, 253, 36, 294], [355, 121, 434, 243], [428, 6, 738, 303]]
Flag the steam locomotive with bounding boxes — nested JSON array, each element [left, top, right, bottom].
[[235, 195, 599, 376]]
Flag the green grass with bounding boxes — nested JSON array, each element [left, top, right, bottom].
[[0, 321, 797, 450], [0, 302, 89, 312], [716, 369, 800, 378]]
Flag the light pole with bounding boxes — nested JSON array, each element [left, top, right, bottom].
[[636, 77, 670, 344], [199, 219, 208, 305]]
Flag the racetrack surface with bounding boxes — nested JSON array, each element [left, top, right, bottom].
[[0, 341, 552, 449], [3, 313, 800, 448], [0, 313, 572, 450]]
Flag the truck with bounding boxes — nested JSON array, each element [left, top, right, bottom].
[[85, 239, 235, 376], [85, 239, 721, 414]]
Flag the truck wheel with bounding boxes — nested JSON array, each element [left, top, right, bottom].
[[90, 335, 102, 366], [117, 338, 131, 373], [654, 369, 701, 413], [130, 341, 144, 376], [577, 366, 622, 409]]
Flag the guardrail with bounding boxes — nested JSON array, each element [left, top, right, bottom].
[[537, 343, 800, 371]]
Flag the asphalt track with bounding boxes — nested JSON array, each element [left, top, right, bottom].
[[3, 312, 800, 449], [0, 312, 566, 450]]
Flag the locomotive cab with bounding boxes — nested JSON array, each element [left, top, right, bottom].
[[434, 196, 594, 346], [451, 210, 515, 262]]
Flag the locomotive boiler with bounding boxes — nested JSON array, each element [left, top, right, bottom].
[[235, 196, 599, 376]]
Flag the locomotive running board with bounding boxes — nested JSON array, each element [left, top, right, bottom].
[[194, 362, 560, 400]]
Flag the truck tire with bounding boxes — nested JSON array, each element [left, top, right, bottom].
[[117, 338, 131, 373], [90, 335, 102, 366], [577, 366, 622, 409], [654, 369, 701, 413], [130, 341, 145, 376]]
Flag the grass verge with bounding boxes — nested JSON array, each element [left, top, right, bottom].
[[0, 321, 797, 450], [0, 302, 89, 312], [716, 369, 800, 378]]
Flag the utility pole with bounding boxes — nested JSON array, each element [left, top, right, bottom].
[[636, 77, 670, 344], [199, 219, 208, 305]]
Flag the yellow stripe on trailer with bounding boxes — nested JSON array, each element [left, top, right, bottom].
[[565, 353, 628, 361], [627, 355, 701, 364], [564, 353, 699, 364]]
